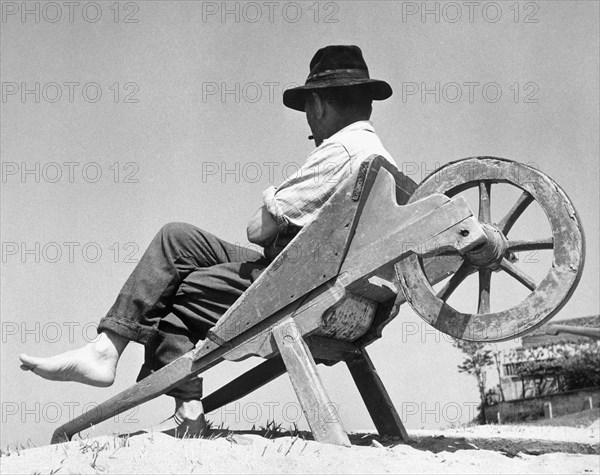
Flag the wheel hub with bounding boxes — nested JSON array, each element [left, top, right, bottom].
[[464, 223, 508, 270]]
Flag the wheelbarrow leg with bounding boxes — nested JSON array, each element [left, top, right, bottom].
[[202, 357, 287, 414], [272, 319, 351, 446], [347, 347, 409, 441]]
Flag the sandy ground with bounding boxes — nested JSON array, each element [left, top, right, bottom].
[[2, 421, 599, 475]]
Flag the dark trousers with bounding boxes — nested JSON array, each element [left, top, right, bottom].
[[97, 222, 269, 400]]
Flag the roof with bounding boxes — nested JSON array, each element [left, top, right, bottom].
[[521, 315, 600, 348]]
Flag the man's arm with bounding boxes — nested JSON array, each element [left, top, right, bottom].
[[247, 205, 278, 246], [251, 141, 351, 255]]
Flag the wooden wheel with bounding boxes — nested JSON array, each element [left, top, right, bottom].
[[397, 157, 585, 342]]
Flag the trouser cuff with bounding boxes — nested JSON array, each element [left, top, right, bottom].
[[97, 315, 157, 345]]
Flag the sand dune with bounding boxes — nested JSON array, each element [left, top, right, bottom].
[[2, 422, 599, 474]]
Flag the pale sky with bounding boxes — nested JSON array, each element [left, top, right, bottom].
[[1, 0, 599, 448]]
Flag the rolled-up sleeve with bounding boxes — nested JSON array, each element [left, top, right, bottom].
[[262, 141, 351, 233], [262, 185, 290, 233]]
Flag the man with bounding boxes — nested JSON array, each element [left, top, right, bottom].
[[19, 45, 396, 436]]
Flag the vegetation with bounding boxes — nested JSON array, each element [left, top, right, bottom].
[[452, 339, 495, 424], [560, 344, 600, 390], [515, 343, 600, 395]]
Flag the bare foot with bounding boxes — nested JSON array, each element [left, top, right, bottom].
[[19, 331, 127, 387], [144, 399, 207, 438]]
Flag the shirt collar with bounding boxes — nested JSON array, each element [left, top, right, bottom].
[[324, 120, 374, 144]]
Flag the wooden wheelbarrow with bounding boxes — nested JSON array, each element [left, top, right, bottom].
[[52, 156, 585, 445]]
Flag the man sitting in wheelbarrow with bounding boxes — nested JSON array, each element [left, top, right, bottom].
[[19, 45, 396, 437]]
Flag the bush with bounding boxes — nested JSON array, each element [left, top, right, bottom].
[[515, 343, 600, 395], [560, 344, 600, 390]]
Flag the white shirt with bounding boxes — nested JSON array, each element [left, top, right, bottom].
[[263, 120, 396, 233]]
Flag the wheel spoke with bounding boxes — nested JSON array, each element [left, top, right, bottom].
[[500, 258, 537, 291], [437, 261, 474, 302], [497, 191, 534, 235], [478, 182, 492, 224], [478, 269, 491, 314], [508, 238, 554, 252]]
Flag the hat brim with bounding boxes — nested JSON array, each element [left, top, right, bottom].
[[283, 79, 393, 112]]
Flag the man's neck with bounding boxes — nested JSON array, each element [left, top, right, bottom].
[[317, 116, 368, 146]]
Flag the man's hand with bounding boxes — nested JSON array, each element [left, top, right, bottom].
[[247, 206, 278, 246]]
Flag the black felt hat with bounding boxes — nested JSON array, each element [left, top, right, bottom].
[[283, 45, 393, 112]]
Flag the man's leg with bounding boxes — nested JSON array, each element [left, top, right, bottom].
[[136, 312, 208, 437], [135, 259, 268, 436], [97, 222, 261, 343], [19, 222, 261, 386]]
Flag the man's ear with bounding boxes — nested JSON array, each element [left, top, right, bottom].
[[312, 92, 325, 119]]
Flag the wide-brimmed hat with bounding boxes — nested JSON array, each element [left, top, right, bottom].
[[283, 45, 393, 112]]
